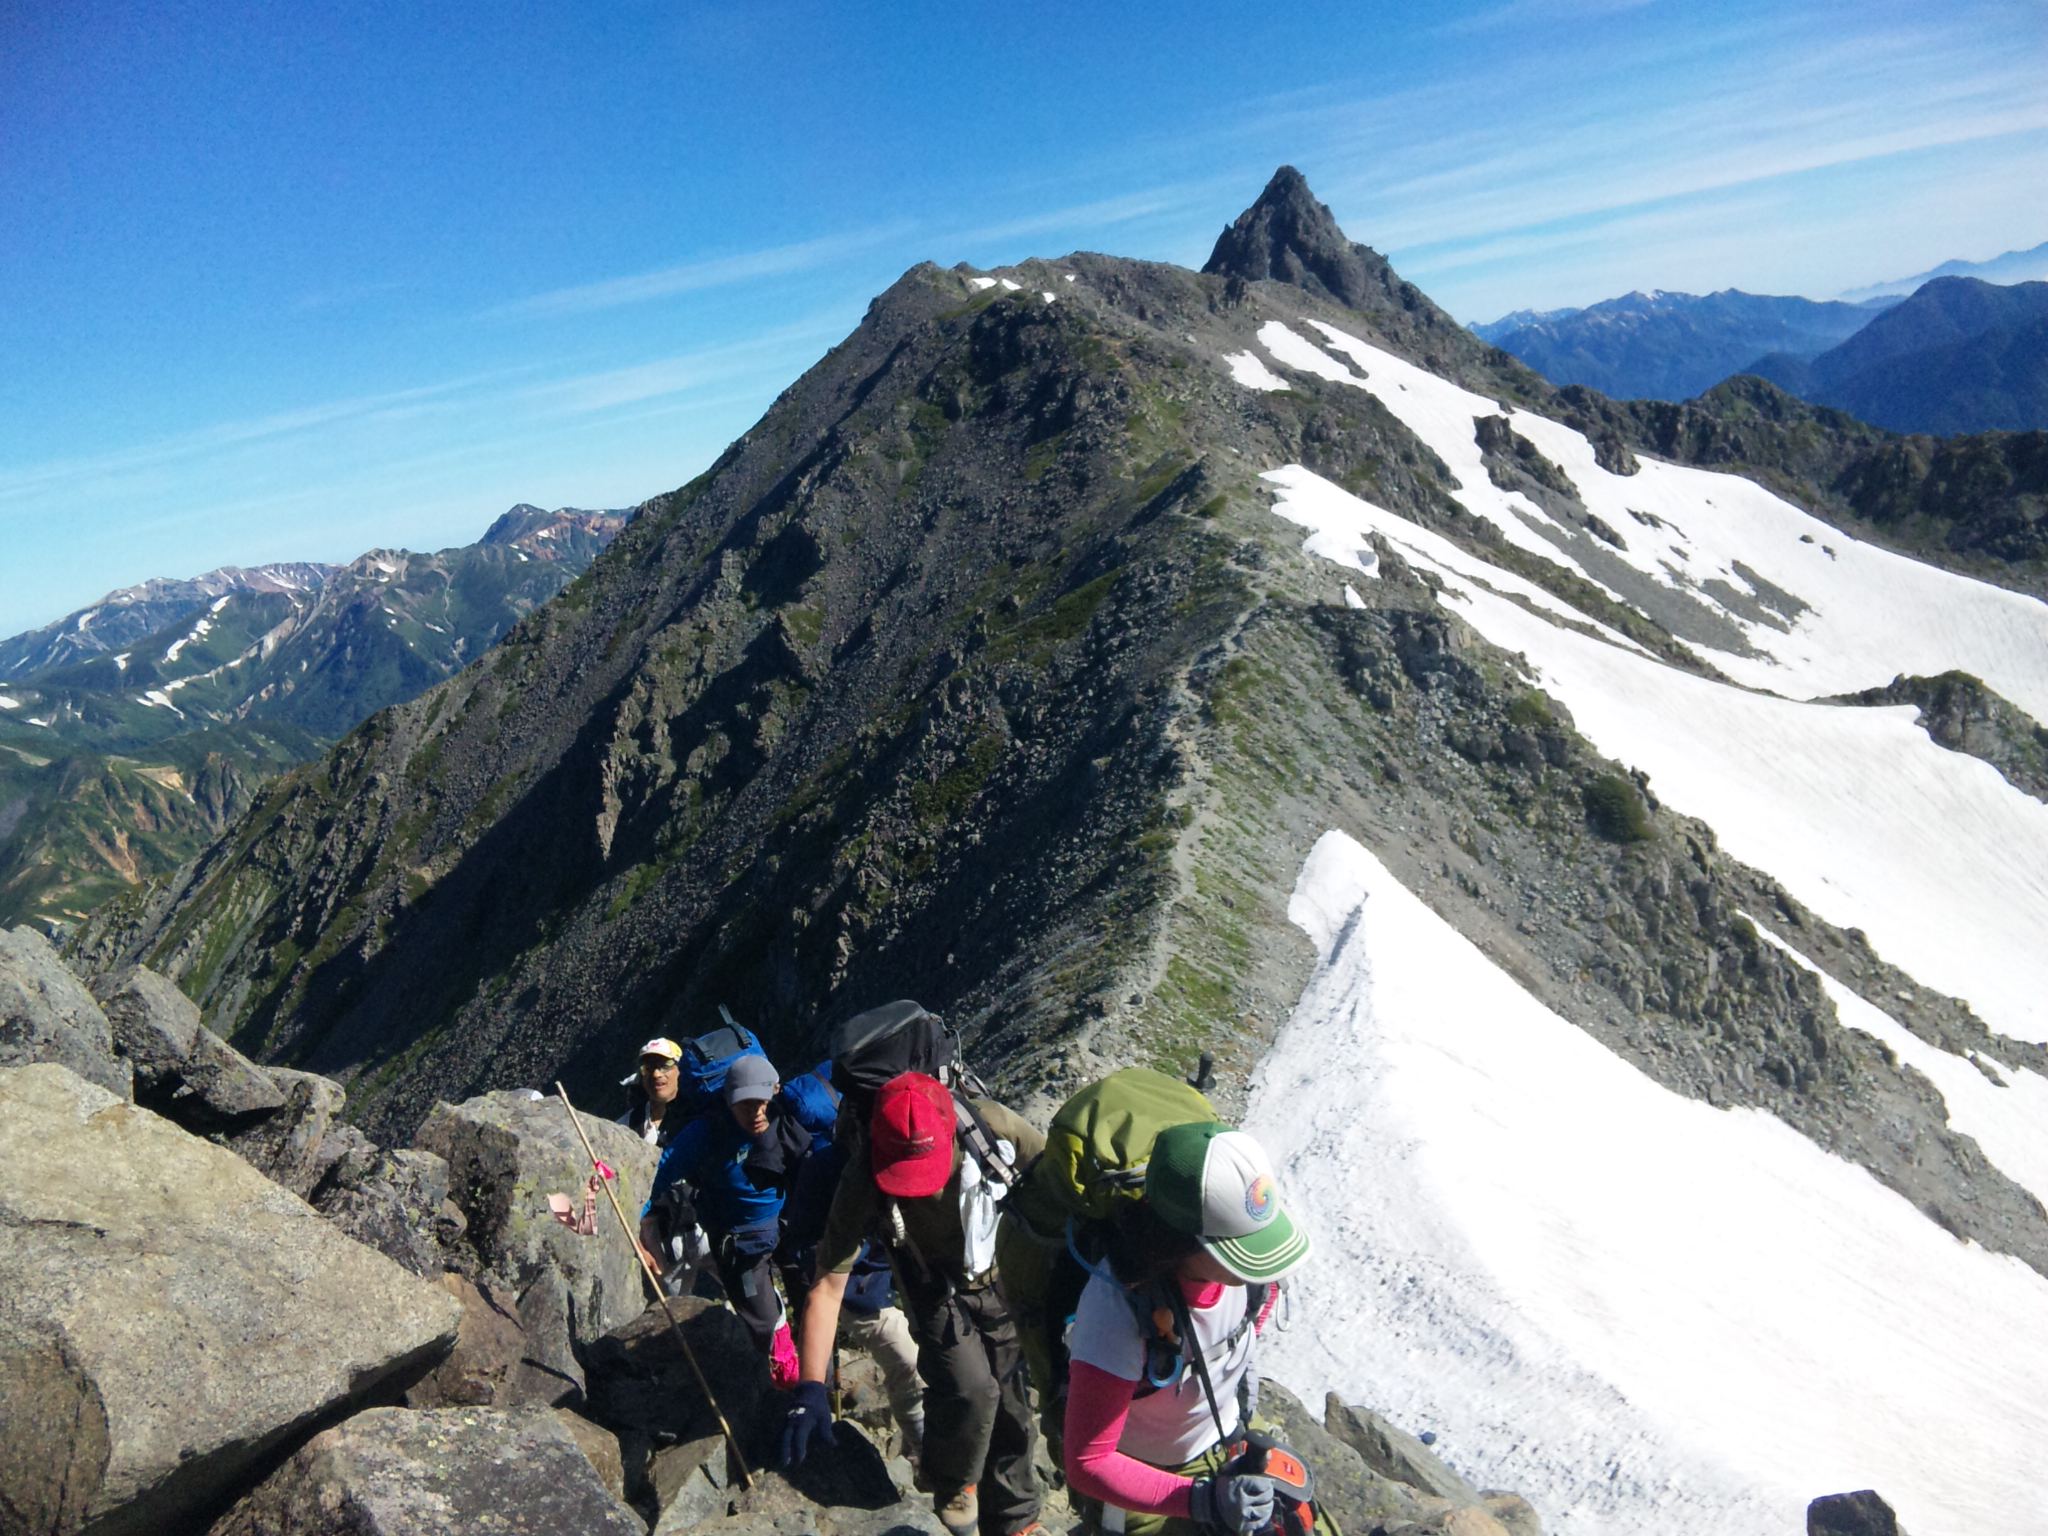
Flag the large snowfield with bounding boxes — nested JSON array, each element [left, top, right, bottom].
[[1227, 322, 2048, 1534], [1247, 833, 2048, 1536]]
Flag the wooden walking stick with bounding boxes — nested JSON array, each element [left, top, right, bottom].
[[554, 1081, 755, 1489]]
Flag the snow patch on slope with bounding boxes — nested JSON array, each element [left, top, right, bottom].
[[1225, 351, 1291, 392], [1263, 467, 2048, 1044], [1748, 918, 2048, 1210], [1303, 321, 2048, 721], [161, 615, 214, 664], [1247, 830, 2048, 1536]]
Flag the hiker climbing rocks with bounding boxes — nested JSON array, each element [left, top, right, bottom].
[[1061, 1122, 1328, 1536], [617, 1036, 686, 1146], [784, 1069, 1047, 1536], [640, 1051, 811, 1385], [621, 1037, 709, 1288], [779, 1131, 929, 1461]]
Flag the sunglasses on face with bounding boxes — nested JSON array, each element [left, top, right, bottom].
[[641, 1060, 679, 1075]]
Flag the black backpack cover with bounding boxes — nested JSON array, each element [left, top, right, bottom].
[[827, 1000, 960, 1102]]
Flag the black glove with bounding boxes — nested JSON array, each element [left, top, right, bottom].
[[779, 1379, 837, 1467], [1190, 1470, 1279, 1534]]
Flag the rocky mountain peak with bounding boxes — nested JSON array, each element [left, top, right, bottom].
[[1203, 165, 1392, 312], [481, 503, 631, 551], [1202, 165, 1454, 334]]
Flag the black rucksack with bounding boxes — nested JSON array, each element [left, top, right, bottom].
[[827, 1000, 962, 1105]]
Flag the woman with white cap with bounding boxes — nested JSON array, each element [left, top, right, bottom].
[[1061, 1122, 1326, 1536]]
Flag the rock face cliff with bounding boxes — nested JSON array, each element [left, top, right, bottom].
[[75, 173, 2048, 1312]]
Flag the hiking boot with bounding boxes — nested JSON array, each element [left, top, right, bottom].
[[934, 1482, 978, 1536]]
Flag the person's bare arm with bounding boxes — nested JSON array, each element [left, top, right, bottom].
[[798, 1268, 849, 1383]]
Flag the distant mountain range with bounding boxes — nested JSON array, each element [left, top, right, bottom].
[[1839, 239, 2048, 304], [1471, 288, 1888, 402], [1475, 250, 2048, 434], [1749, 277, 2048, 435], [0, 505, 624, 927]]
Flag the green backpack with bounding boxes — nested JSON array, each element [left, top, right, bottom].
[[1011, 1066, 1217, 1239], [997, 1067, 1216, 1452]]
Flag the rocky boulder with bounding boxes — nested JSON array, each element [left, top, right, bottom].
[[0, 1064, 460, 1536], [642, 1417, 942, 1536], [176, 1025, 289, 1127], [226, 1067, 345, 1196], [1324, 1395, 1484, 1504], [586, 1296, 774, 1485], [1809, 1489, 1904, 1536], [207, 1406, 644, 1536], [0, 927, 128, 1097], [404, 1274, 575, 1410], [87, 964, 200, 1095], [309, 1128, 462, 1278], [415, 1091, 659, 1353]]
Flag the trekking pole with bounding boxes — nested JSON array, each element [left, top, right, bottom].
[[553, 1082, 755, 1490]]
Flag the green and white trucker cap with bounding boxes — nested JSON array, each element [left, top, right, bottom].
[[1146, 1122, 1310, 1283]]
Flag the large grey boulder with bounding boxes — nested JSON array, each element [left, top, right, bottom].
[[648, 1420, 943, 1536], [1324, 1394, 1485, 1504], [178, 1026, 288, 1125], [415, 1091, 660, 1351], [207, 1406, 645, 1536], [405, 1274, 574, 1410], [0, 1064, 460, 1536], [227, 1066, 347, 1197], [87, 965, 200, 1094], [309, 1129, 462, 1277], [587, 1296, 773, 1459], [0, 928, 128, 1097], [1256, 1380, 1456, 1533]]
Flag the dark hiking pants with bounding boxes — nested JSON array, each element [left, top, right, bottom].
[[713, 1226, 784, 1353], [902, 1276, 1042, 1535]]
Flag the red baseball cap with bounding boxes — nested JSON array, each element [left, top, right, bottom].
[[871, 1072, 957, 1198]]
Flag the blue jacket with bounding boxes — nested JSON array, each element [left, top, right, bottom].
[[643, 1103, 807, 1242]]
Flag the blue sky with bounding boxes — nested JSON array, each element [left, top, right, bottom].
[[3, 0, 2042, 637]]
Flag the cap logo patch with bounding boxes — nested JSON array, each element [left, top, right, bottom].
[[1245, 1174, 1276, 1223]]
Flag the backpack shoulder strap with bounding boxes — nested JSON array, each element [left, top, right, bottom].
[[952, 1094, 1018, 1190]]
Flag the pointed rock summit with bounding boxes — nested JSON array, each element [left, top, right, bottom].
[[1204, 165, 1423, 319]]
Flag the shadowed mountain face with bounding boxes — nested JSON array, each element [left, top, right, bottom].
[[1748, 278, 2048, 434], [0, 508, 621, 928], [72, 172, 2048, 1341]]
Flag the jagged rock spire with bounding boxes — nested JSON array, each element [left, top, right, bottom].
[[1203, 166, 1402, 314]]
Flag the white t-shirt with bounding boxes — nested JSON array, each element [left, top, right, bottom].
[[1066, 1271, 1259, 1466]]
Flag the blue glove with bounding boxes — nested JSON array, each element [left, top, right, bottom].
[[779, 1379, 838, 1467], [1190, 1470, 1278, 1534]]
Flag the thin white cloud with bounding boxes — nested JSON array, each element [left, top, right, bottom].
[[944, 182, 1223, 250], [0, 365, 537, 506], [480, 223, 914, 320]]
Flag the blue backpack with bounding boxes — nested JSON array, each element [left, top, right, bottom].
[[681, 1008, 769, 1112], [780, 1063, 841, 1152]]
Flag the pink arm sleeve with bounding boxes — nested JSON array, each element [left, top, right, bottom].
[[1064, 1361, 1198, 1518], [1254, 1285, 1279, 1333]]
